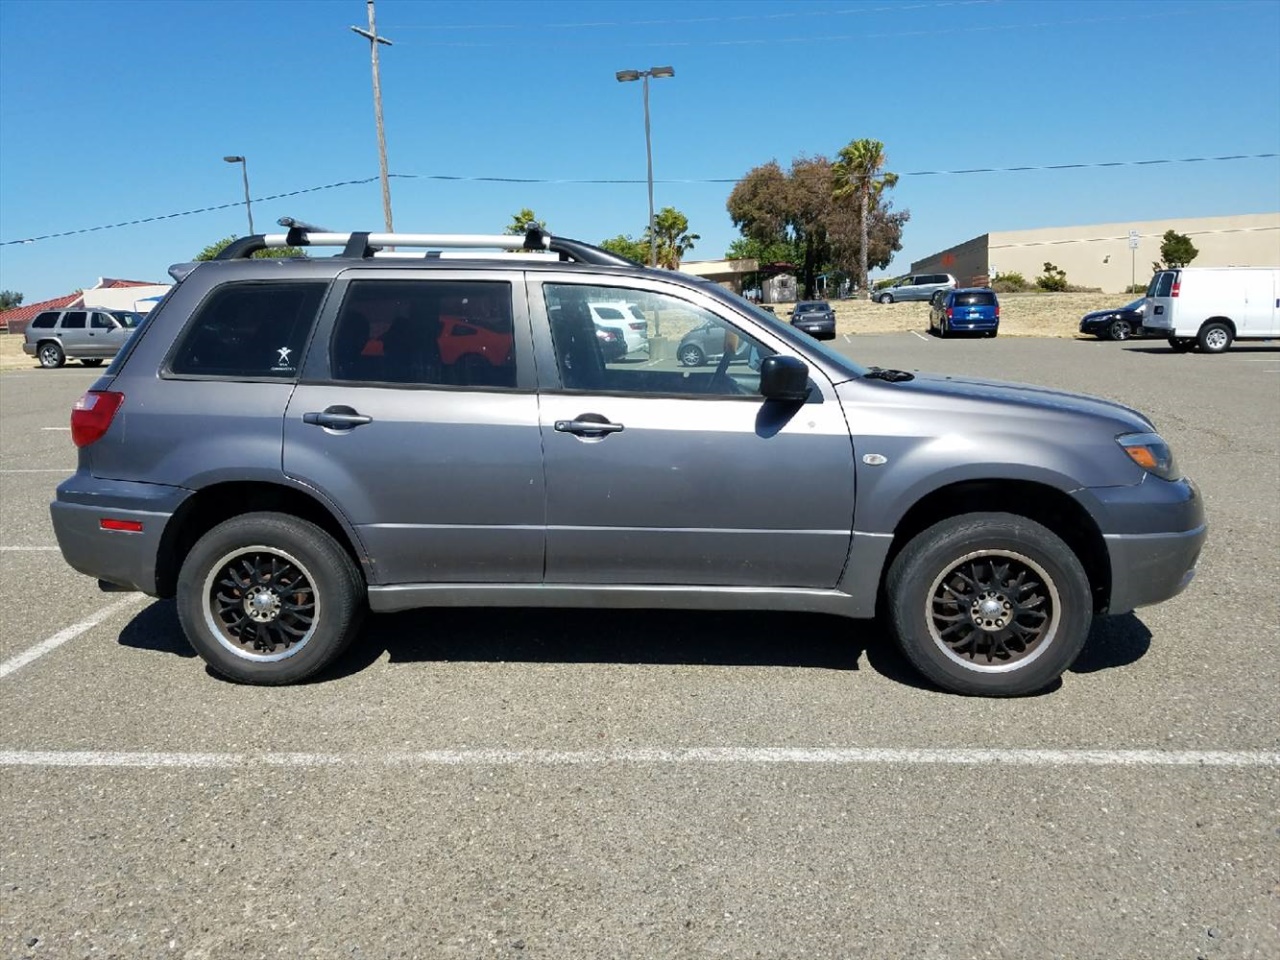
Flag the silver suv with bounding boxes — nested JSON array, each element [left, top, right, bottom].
[[875, 273, 957, 304], [23, 307, 142, 368], [50, 227, 1205, 696]]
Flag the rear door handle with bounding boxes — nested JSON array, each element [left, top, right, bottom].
[[554, 417, 624, 437], [303, 406, 373, 430]]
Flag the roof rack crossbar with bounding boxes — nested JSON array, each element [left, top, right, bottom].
[[218, 226, 641, 267]]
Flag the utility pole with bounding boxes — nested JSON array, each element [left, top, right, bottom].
[[351, 0, 394, 233]]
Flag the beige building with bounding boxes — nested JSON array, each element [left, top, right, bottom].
[[910, 212, 1280, 292]]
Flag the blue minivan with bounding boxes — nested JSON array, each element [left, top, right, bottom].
[[929, 288, 1000, 338]]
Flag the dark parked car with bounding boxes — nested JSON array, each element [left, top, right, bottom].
[[929, 288, 1000, 338], [1079, 298, 1146, 341], [789, 301, 836, 340], [48, 226, 1204, 697]]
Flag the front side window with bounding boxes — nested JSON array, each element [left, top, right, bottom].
[[169, 281, 326, 378], [329, 279, 515, 388], [91, 313, 115, 329], [61, 311, 87, 329], [545, 283, 774, 398]]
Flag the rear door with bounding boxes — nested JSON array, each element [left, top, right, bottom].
[[57, 311, 90, 354], [284, 269, 545, 586], [530, 274, 856, 588], [1145, 270, 1179, 333]]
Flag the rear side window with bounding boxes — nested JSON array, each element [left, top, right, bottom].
[[954, 292, 996, 307], [30, 312, 59, 329], [329, 279, 516, 389], [169, 281, 326, 378], [593, 306, 626, 321], [61, 311, 87, 329]]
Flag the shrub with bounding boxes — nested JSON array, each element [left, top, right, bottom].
[[991, 272, 1029, 293], [1035, 262, 1069, 292], [1124, 283, 1149, 295]]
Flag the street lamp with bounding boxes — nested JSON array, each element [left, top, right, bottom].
[[222, 155, 254, 235], [350, 0, 395, 233], [615, 66, 674, 268]]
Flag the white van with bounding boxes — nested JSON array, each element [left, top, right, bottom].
[[1143, 267, 1279, 353]]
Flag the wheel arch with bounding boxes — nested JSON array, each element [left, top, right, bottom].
[[1199, 316, 1236, 335], [880, 479, 1112, 615], [154, 480, 368, 598]]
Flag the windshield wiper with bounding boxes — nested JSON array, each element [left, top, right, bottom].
[[863, 367, 915, 383]]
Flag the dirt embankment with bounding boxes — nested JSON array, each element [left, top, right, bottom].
[[826, 292, 1124, 338]]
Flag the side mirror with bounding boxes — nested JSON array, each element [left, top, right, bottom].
[[759, 355, 810, 401]]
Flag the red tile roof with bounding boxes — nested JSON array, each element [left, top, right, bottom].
[[0, 293, 84, 331], [98, 278, 159, 289]]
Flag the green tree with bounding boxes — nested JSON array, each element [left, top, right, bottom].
[[1036, 262, 1069, 292], [1155, 229, 1198, 271], [832, 138, 900, 295], [728, 153, 907, 299], [644, 206, 699, 269], [194, 235, 307, 261], [0, 290, 23, 312], [505, 208, 547, 236], [599, 234, 649, 264]]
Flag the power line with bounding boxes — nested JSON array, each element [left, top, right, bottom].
[[3, 153, 1277, 247]]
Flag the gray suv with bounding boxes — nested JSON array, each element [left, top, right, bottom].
[[875, 273, 957, 304], [50, 228, 1205, 696], [23, 308, 142, 367]]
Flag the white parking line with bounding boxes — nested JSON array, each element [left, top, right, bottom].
[[0, 469, 72, 474], [0, 595, 145, 680], [0, 546, 61, 552], [40, 426, 71, 431], [910, 330, 929, 341], [843, 334, 853, 344], [0, 747, 1275, 770]]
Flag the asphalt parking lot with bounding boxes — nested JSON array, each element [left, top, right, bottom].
[[1, 336, 1277, 960]]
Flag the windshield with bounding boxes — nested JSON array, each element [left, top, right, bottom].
[[1123, 298, 1146, 312], [708, 285, 866, 379]]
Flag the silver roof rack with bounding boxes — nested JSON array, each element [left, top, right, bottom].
[[214, 225, 637, 268]]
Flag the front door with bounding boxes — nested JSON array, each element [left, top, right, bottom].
[[284, 271, 545, 585], [531, 278, 856, 588], [88, 311, 130, 358]]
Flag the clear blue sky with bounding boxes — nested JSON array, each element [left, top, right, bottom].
[[2, 0, 1278, 302]]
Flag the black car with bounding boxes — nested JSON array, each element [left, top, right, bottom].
[[1079, 298, 1146, 341], [789, 300, 836, 340]]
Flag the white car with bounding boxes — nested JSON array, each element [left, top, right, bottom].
[[588, 301, 649, 357]]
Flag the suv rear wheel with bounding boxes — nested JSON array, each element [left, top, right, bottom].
[[885, 512, 1091, 696], [38, 341, 65, 368], [176, 512, 364, 684]]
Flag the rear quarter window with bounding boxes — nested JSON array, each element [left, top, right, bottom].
[[168, 281, 327, 379], [30, 312, 60, 329]]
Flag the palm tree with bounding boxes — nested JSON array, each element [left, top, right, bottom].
[[833, 139, 899, 296], [645, 207, 700, 269]]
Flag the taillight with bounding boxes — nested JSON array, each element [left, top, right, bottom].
[[70, 390, 124, 447], [1171, 278, 1181, 297], [946, 307, 954, 319], [995, 305, 1000, 318]]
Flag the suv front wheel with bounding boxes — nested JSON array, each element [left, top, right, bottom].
[[176, 512, 365, 684], [885, 512, 1091, 696]]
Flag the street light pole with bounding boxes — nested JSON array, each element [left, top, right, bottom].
[[616, 66, 674, 269], [222, 155, 254, 235], [351, 0, 395, 233]]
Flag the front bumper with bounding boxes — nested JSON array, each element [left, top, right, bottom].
[[50, 473, 192, 595], [1083, 476, 1206, 614]]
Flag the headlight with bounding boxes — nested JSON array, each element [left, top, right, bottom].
[[1117, 432, 1181, 480]]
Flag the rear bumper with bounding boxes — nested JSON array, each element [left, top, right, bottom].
[[792, 319, 836, 340], [21, 342, 36, 356], [949, 318, 998, 332], [50, 473, 192, 595]]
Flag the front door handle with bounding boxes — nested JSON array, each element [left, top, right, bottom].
[[303, 405, 373, 430], [554, 416, 624, 437]]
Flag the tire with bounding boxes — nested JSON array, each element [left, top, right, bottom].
[[985, 330, 998, 338], [1168, 337, 1195, 353], [885, 512, 1092, 697], [878, 293, 894, 304], [38, 341, 65, 368], [176, 512, 365, 685], [1197, 321, 1232, 354], [1107, 319, 1132, 341], [678, 343, 705, 367], [938, 317, 948, 338], [81, 358, 105, 367]]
